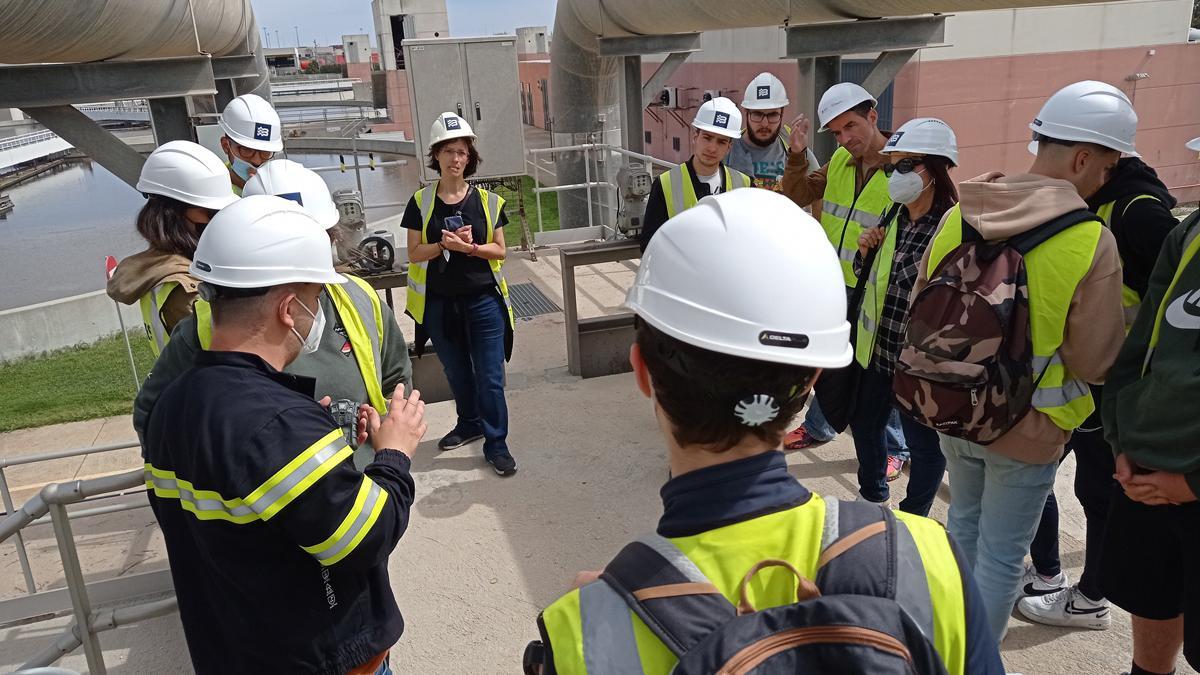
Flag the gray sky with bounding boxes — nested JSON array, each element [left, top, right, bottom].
[[249, 0, 556, 48]]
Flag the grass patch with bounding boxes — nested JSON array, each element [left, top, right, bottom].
[[493, 175, 560, 243], [0, 332, 156, 433]]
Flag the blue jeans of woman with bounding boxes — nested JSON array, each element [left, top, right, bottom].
[[423, 290, 509, 457], [804, 395, 908, 453], [848, 366, 944, 514]]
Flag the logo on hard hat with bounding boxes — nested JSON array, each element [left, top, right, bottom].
[[758, 331, 810, 349], [195, 261, 212, 272], [254, 123, 272, 140], [1032, 118, 1043, 127], [279, 192, 305, 207], [756, 86, 771, 100], [886, 132, 904, 147], [445, 117, 461, 130], [713, 112, 730, 129]]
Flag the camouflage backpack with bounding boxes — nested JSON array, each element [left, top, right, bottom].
[[893, 209, 1095, 444]]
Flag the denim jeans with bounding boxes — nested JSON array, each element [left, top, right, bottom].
[[804, 395, 907, 453], [424, 290, 509, 457], [940, 433, 1058, 642], [848, 367, 945, 514]]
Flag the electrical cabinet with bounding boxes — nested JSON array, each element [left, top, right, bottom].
[[403, 36, 526, 183]]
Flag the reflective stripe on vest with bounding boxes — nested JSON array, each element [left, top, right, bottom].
[[820, 146, 892, 287], [195, 276, 388, 413], [1143, 222, 1200, 374], [1098, 194, 1161, 329], [404, 183, 516, 331], [929, 206, 1102, 431], [658, 163, 752, 219], [855, 210, 900, 368], [548, 494, 968, 675], [139, 281, 179, 357]]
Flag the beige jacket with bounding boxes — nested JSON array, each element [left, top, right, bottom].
[[914, 173, 1126, 464], [106, 248, 198, 335]]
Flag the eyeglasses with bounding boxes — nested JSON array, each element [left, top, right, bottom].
[[229, 141, 274, 163], [747, 111, 782, 123], [882, 157, 924, 176]]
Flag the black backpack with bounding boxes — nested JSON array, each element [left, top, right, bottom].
[[596, 499, 948, 674]]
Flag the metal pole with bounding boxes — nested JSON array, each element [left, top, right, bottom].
[[813, 56, 842, 164], [622, 56, 645, 154], [112, 300, 140, 391], [49, 503, 107, 674], [583, 148, 594, 232], [0, 468, 36, 593], [352, 137, 364, 196]]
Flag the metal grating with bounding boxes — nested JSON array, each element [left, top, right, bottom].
[[508, 282, 562, 320]]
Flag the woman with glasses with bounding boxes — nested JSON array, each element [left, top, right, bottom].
[[402, 113, 518, 477], [106, 141, 238, 355], [848, 117, 960, 515]]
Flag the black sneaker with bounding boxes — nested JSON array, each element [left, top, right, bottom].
[[487, 453, 517, 477], [438, 428, 484, 450]]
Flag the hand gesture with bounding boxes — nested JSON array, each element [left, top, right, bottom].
[[455, 225, 474, 245], [441, 229, 469, 253], [858, 227, 886, 255], [788, 113, 811, 155], [359, 384, 427, 458]]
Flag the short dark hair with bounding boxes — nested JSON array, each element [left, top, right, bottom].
[[636, 319, 818, 452], [847, 100, 876, 120], [136, 195, 206, 258], [427, 137, 482, 178]]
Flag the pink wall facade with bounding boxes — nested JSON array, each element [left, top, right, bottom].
[[518, 43, 1200, 202]]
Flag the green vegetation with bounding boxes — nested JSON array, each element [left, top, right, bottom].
[[0, 332, 155, 433], [493, 175, 560, 243]]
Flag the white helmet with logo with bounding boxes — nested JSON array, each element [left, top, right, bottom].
[[742, 72, 789, 110], [191, 195, 345, 288], [429, 112, 476, 151], [882, 118, 959, 166], [242, 159, 339, 229], [627, 189, 852, 368], [1028, 80, 1138, 156], [692, 97, 743, 140], [817, 82, 876, 131], [218, 94, 284, 152], [136, 140, 239, 210]]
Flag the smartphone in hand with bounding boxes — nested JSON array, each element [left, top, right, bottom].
[[442, 215, 464, 260]]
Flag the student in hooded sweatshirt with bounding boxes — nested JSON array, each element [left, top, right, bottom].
[[1019, 152, 1178, 630]]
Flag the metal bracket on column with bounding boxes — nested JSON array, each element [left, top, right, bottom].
[[641, 52, 693, 108], [22, 105, 147, 189], [598, 33, 701, 57], [860, 49, 919, 99], [784, 15, 947, 58], [211, 54, 260, 80], [150, 97, 194, 144]]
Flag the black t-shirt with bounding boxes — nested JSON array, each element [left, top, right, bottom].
[[402, 188, 508, 297]]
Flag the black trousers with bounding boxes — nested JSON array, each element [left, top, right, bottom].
[[1029, 428, 1117, 600]]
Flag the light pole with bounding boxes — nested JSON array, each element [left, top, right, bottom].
[[262, 26, 269, 48], [294, 25, 301, 49]]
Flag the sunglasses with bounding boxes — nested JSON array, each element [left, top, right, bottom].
[[882, 157, 924, 176]]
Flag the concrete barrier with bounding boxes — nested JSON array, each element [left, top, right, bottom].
[[0, 290, 140, 362]]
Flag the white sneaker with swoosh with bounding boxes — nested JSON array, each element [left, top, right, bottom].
[[1017, 584, 1110, 630]]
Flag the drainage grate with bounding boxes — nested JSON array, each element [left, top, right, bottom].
[[508, 282, 561, 319]]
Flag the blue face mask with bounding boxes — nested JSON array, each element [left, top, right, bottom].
[[230, 156, 255, 181]]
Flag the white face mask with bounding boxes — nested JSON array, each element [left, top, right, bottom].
[[290, 297, 325, 356], [887, 168, 928, 205]]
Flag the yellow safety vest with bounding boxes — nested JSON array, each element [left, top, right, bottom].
[[658, 163, 752, 219], [540, 494, 968, 675], [855, 206, 902, 368], [927, 206, 1102, 431], [1096, 194, 1160, 328], [139, 281, 181, 357], [821, 147, 891, 287], [405, 183, 515, 331], [195, 275, 389, 413]]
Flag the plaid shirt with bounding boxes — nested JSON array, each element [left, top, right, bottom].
[[854, 207, 944, 377]]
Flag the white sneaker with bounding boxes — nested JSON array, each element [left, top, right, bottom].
[[1017, 584, 1110, 630], [1019, 563, 1069, 596]]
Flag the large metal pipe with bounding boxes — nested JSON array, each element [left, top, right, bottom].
[[549, 0, 1119, 228]]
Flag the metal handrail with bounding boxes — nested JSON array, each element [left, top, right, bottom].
[[0, 130, 60, 152]]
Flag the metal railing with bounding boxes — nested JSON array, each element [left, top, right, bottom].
[[0, 447, 176, 675], [0, 130, 60, 153], [526, 143, 675, 239]]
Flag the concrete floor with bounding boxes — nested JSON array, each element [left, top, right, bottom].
[[1, 248, 1195, 674]]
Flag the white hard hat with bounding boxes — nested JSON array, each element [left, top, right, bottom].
[[742, 72, 789, 110], [817, 82, 876, 131], [242, 159, 339, 229], [429, 112, 476, 150], [882, 118, 959, 166], [136, 141, 239, 210], [627, 189, 852, 369], [692, 97, 743, 140], [218, 94, 283, 152], [1187, 137, 1200, 152], [1028, 80, 1138, 156], [191, 195, 346, 288]]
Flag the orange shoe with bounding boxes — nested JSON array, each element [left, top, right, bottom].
[[886, 455, 907, 481], [784, 426, 826, 450]]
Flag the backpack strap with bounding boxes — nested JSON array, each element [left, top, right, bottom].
[[816, 498, 936, 642], [1007, 208, 1097, 255], [600, 534, 736, 657]]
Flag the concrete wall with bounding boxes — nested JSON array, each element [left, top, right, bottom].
[[342, 34, 373, 64], [372, 0, 450, 71], [516, 26, 549, 54], [0, 290, 141, 363]]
